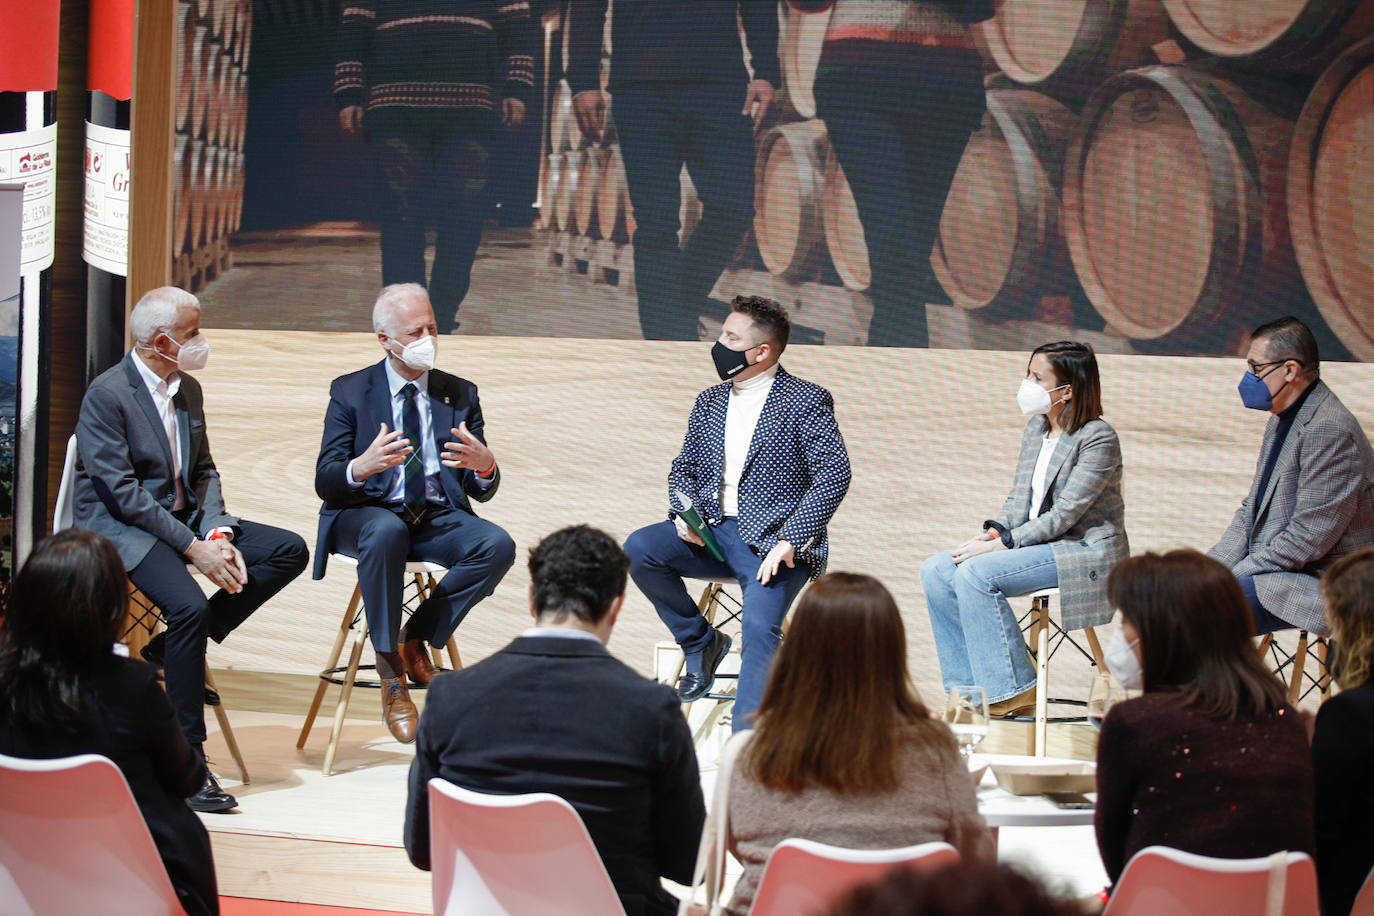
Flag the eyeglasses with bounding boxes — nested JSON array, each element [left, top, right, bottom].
[[1247, 358, 1302, 376]]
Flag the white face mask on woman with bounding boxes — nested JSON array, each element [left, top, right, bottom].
[[1016, 378, 1069, 416], [1105, 628, 1143, 689]]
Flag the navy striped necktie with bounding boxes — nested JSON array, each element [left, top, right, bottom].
[[400, 382, 426, 525]]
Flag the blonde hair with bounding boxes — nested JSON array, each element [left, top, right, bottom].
[[1323, 547, 1374, 689]]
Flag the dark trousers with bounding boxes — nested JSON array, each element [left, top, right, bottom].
[[613, 83, 757, 340], [330, 504, 515, 654], [372, 110, 496, 331], [624, 518, 809, 730], [815, 65, 984, 347], [129, 520, 308, 745], [1240, 575, 1299, 636]]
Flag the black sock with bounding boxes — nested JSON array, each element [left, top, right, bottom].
[[375, 650, 403, 681]]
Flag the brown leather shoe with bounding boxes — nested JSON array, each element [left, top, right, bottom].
[[381, 677, 418, 743], [399, 639, 438, 687], [988, 686, 1038, 719]]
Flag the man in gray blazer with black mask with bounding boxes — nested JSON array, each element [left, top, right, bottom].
[[74, 286, 309, 812], [1210, 316, 1374, 636]]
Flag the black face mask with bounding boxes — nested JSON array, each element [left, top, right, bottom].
[[712, 341, 759, 381]]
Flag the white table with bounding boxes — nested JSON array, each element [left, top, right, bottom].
[[973, 753, 1096, 829]]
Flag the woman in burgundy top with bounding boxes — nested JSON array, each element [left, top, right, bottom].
[[1094, 549, 1314, 885]]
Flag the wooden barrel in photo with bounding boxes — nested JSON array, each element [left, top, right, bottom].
[[192, 37, 219, 140], [210, 0, 231, 41], [174, 133, 191, 253], [1288, 36, 1374, 361], [209, 146, 230, 242], [182, 23, 207, 135], [753, 119, 829, 279], [596, 144, 636, 244], [821, 153, 869, 292], [679, 164, 702, 245], [226, 150, 245, 235], [978, 0, 1170, 98], [780, 4, 831, 120], [176, 3, 195, 132], [932, 89, 1078, 314], [235, 0, 252, 67], [574, 146, 608, 238], [1162, 0, 1374, 71], [549, 80, 586, 152], [187, 139, 209, 250], [540, 152, 564, 230], [1064, 66, 1305, 344], [555, 150, 581, 233]]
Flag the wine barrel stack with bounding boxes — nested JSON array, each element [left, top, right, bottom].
[[535, 0, 1374, 355], [172, 0, 252, 293]]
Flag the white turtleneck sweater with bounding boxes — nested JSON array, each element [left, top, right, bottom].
[[720, 363, 779, 517]]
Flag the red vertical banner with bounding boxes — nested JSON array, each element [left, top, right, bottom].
[[0, 0, 61, 91], [88, 0, 136, 100]]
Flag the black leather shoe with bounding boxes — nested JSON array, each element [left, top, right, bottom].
[[187, 771, 237, 813], [140, 632, 166, 668], [676, 630, 732, 702]]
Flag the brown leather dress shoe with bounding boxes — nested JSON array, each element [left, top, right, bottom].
[[399, 639, 438, 687], [381, 677, 418, 743], [988, 685, 1038, 719]]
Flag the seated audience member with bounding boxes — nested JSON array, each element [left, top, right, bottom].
[[921, 341, 1127, 717], [74, 285, 310, 812], [723, 572, 993, 916], [1313, 547, 1374, 916], [404, 525, 704, 916], [826, 861, 1084, 916], [1095, 550, 1314, 885], [314, 283, 515, 743], [0, 530, 218, 916], [1209, 316, 1374, 636]]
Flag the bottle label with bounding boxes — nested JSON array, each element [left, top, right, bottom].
[[83, 120, 130, 276], [0, 123, 57, 273]]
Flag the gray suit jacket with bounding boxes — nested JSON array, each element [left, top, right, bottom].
[[994, 416, 1129, 630], [73, 353, 238, 571], [1209, 380, 1374, 634]]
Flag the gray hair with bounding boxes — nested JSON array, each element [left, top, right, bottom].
[[372, 283, 430, 336], [129, 286, 201, 345]]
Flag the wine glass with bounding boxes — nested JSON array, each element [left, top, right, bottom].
[[945, 686, 990, 762], [1086, 674, 1138, 731]]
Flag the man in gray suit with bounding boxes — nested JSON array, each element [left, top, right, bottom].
[[1209, 316, 1374, 635], [75, 286, 309, 812]]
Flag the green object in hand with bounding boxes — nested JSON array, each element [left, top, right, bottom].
[[674, 491, 726, 563]]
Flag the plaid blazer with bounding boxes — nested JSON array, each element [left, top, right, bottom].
[[667, 367, 851, 580], [1209, 380, 1374, 635], [994, 416, 1128, 630]]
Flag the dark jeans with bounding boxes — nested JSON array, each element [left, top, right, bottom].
[[372, 110, 496, 331], [129, 520, 308, 744], [624, 518, 809, 730], [613, 83, 757, 340], [815, 64, 984, 347], [330, 504, 515, 653]]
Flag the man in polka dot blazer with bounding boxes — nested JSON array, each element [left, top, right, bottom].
[[625, 295, 852, 731]]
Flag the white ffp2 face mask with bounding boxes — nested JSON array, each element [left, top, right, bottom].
[[390, 333, 436, 372], [168, 332, 210, 371], [1105, 628, 1143, 689], [1017, 378, 1068, 416]]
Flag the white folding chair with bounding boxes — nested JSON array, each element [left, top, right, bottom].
[[427, 779, 627, 916], [747, 838, 959, 916], [1353, 864, 1374, 916], [0, 753, 184, 916], [51, 435, 249, 783], [297, 554, 462, 775], [1102, 846, 1320, 916]]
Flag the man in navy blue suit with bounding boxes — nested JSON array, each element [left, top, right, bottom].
[[314, 284, 515, 743], [625, 295, 852, 730]]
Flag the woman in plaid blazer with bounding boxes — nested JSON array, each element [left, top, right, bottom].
[[920, 341, 1128, 717]]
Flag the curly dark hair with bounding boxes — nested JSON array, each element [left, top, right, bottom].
[[827, 862, 1084, 916], [528, 525, 629, 625], [731, 294, 791, 355]]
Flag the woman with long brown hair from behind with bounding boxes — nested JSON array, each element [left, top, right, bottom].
[[1094, 550, 1314, 887], [722, 572, 992, 915], [1313, 546, 1374, 916]]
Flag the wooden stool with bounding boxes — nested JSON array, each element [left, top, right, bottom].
[[666, 580, 745, 745], [124, 585, 250, 784], [296, 557, 462, 776], [1257, 629, 1333, 704], [1019, 587, 1107, 756]]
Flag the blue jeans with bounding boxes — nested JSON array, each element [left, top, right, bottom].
[[624, 518, 809, 730], [920, 544, 1057, 703]]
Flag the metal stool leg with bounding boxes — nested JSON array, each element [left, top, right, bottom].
[[323, 616, 369, 777], [204, 665, 249, 784], [298, 585, 364, 748]]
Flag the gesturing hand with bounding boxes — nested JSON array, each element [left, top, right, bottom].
[[502, 98, 526, 130], [353, 423, 412, 480], [442, 421, 495, 475], [757, 539, 795, 585], [572, 90, 607, 143], [186, 539, 248, 595], [742, 79, 775, 130]]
